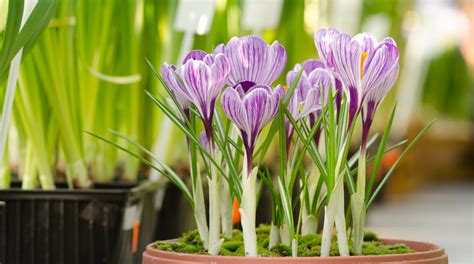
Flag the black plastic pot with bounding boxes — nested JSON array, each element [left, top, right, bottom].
[[0, 180, 163, 264]]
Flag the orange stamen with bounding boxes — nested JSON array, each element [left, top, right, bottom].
[[283, 85, 289, 91], [360, 52, 368, 79]]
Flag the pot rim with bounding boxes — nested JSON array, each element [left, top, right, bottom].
[[144, 238, 447, 261]]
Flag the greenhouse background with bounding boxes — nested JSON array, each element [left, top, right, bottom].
[[0, 0, 472, 263]]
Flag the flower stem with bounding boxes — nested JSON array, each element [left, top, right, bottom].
[[269, 222, 280, 248], [192, 166, 209, 249], [220, 176, 233, 239], [240, 153, 257, 256], [321, 174, 349, 256], [351, 145, 367, 254]]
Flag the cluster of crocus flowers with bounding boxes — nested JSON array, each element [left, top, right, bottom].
[[314, 28, 400, 255], [155, 28, 405, 257]]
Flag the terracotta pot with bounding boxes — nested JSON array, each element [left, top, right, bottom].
[[142, 239, 448, 264]]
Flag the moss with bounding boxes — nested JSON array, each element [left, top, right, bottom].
[[270, 244, 292, 256], [221, 240, 243, 252], [258, 245, 280, 257], [363, 231, 380, 242], [256, 224, 270, 245], [298, 234, 322, 256], [362, 242, 416, 255], [153, 225, 415, 257], [179, 229, 203, 246], [155, 241, 173, 252]]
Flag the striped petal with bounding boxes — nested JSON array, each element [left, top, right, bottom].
[[314, 28, 342, 67], [243, 85, 279, 137], [161, 63, 190, 109], [308, 68, 336, 106], [363, 64, 399, 112], [216, 35, 287, 86], [287, 59, 325, 99], [361, 42, 399, 99], [222, 84, 280, 151], [183, 60, 211, 118], [222, 87, 251, 140], [330, 32, 362, 99], [261, 41, 287, 84], [183, 50, 207, 64]]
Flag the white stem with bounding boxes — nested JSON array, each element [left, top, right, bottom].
[[269, 223, 280, 248], [208, 170, 222, 255], [334, 199, 350, 256], [350, 193, 366, 255], [279, 222, 291, 246], [321, 175, 349, 256], [193, 168, 209, 249], [220, 177, 233, 239], [352, 147, 367, 254], [301, 167, 320, 235], [302, 213, 318, 235], [321, 206, 334, 257], [291, 239, 298, 257], [240, 165, 258, 256]]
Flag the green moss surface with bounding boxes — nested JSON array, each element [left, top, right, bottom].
[[155, 224, 415, 257]]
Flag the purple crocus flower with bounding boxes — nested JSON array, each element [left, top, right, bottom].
[[161, 64, 191, 121], [221, 83, 283, 172], [314, 29, 399, 143], [285, 60, 336, 146], [214, 35, 287, 88], [162, 50, 231, 137]]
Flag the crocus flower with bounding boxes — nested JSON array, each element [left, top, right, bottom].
[[161, 64, 191, 120], [285, 60, 336, 146], [314, 29, 399, 142], [162, 50, 231, 136], [221, 83, 282, 171], [214, 35, 287, 88]]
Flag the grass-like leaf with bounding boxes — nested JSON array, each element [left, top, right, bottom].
[[86, 130, 194, 206], [367, 119, 435, 207], [365, 104, 397, 202]]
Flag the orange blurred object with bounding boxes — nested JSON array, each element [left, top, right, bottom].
[[232, 197, 240, 225], [132, 220, 140, 254]]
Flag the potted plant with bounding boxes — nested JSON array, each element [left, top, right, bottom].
[[0, 1, 165, 263], [94, 29, 447, 263]]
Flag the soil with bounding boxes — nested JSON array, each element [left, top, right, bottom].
[[154, 224, 415, 257]]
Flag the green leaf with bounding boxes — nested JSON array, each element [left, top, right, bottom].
[[0, 0, 59, 76], [278, 177, 295, 239], [366, 104, 397, 202], [367, 119, 435, 207], [86, 130, 194, 207]]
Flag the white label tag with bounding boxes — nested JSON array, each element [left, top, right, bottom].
[[122, 202, 143, 230], [174, 0, 216, 35], [242, 0, 283, 31]]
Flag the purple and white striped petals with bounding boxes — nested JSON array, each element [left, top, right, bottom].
[[286, 59, 325, 100], [315, 28, 400, 143], [285, 62, 335, 121], [221, 83, 282, 152], [182, 50, 207, 64], [181, 51, 231, 124], [361, 40, 399, 102], [316, 29, 399, 128], [161, 63, 190, 113], [305, 68, 336, 115], [214, 36, 287, 86], [330, 32, 363, 103], [314, 28, 342, 68]]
